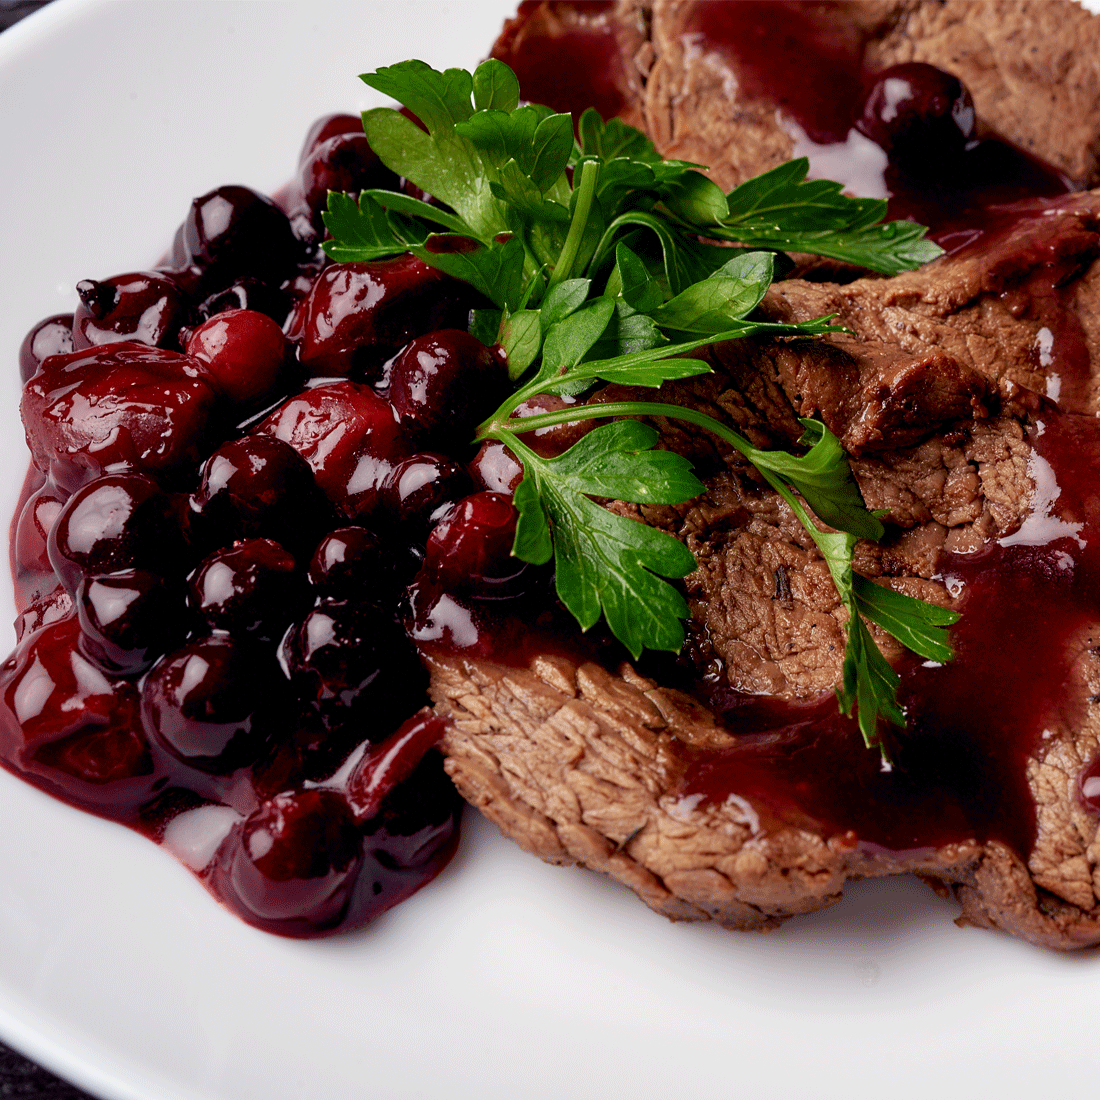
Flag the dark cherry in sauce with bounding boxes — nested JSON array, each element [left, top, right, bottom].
[[18, 313, 73, 383], [72, 271, 187, 352], [681, 3, 1072, 256]]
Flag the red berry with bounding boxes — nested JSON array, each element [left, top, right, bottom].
[[257, 381, 408, 518], [422, 491, 526, 592], [189, 538, 306, 641], [308, 526, 388, 601], [190, 435, 335, 559], [47, 473, 186, 595], [381, 452, 473, 541], [0, 616, 154, 813], [856, 63, 976, 171], [18, 314, 73, 383], [76, 569, 187, 675], [167, 184, 301, 293], [72, 271, 187, 352], [142, 634, 285, 772], [13, 480, 65, 579], [469, 440, 525, 494], [347, 711, 446, 820], [285, 600, 426, 736], [225, 788, 362, 927], [297, 256, 478, 381], [185, 308, 288, 407], [388, 329, 507, 447], [21, 342, 220, 493], [297, 113, 365, 164], [286, 132, 400, 242]]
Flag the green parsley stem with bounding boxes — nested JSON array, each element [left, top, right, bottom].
[[481, 399, 767, 468], [481, 398, 856, 569], [546, 159, 600, 293]]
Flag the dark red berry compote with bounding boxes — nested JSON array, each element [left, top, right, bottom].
[[1, 116, 497, 938]]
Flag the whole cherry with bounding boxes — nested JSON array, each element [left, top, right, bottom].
[[388, 329, 507, 448], [224, 788, 363, 929], [296, 256, 478, 381], [856, 63, 976, 173], [72, 271, 187, 352], [184, 308, 288, 408]]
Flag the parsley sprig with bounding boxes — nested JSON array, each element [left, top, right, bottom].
[[322, 58, 956, 751]]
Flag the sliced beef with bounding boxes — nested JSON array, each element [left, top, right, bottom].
[[493, 1, 1100, 190], [431, 642, 1100, 948], [643, 0, 1100, 192], [759, 191, 1100, 443], [442, 1, 1100, 948], [429, 190, 1100, 947]]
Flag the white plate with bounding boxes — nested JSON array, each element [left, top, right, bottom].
[[1, 3, 1099, 1098]]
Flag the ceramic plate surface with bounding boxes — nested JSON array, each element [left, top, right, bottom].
[[0, 3, 1098, 1098]]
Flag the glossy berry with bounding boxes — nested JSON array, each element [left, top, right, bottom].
[[184, 308, 288, 408], [287, 131, 400, 242], [47, 473, 186, 595], [257, 381, 409, 519], [190, 435, 335, 559], [21, 342, 220, 493], [308, 527, 388, 601], [347, 711, 446, 821], [381, 453, 473, 542], [857, 63, 976, 171], [167, 184, 301, 293], [285, 600, 426, 736], [142, 634, 285, 772], [76, 568, 187, 675], [388, 329, 507, 447], [359, 751, 461, 868], [469, 440, 524, 494], [297, 113, 365, 163], [12, 481, 66, 578], [422, 491, 527, 593], [510, 393, 595, 458], [468, 394, 592, 495], [189, 538, 306, 641], [0, 616, 154, 811], [72, 271, 187, 352], [18, 313, 73, 383], [226, 788, 362, 927], [296, 256, 478, 381], [194, 277, 292, 327], [14, 585, 74, 645]]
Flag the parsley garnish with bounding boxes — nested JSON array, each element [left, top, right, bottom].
[[322, 58, 956, 752]]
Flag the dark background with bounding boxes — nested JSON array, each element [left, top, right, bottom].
[[1, 5, 101, 1100]]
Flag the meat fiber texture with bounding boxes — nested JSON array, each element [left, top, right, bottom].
[[642, 0, 1100, 192], [430, 2, 1100, 948]]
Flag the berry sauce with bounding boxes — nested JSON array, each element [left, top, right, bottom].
[[4, 171, 473, 937], [685, 401, 1100, 857], [685, 1, 1073, 255]]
